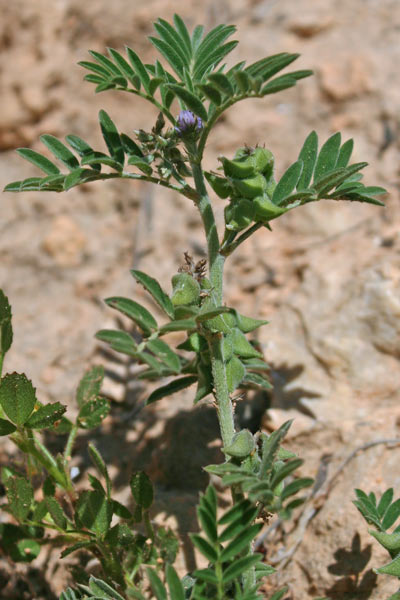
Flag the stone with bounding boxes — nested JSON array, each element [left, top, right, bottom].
[[41, 215, 87, 267]]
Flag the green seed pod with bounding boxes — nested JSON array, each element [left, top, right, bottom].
[[253, 194, 287, 221], [224, 429, 256, 458], [200, 295, 232, 334], [225, 198, 255, 231], [171, 273, 201, 306], [205, 172, 231, 199], [253, 147, 274, 178], [219, 155, 257, 179], [232, 173, 267, 199]]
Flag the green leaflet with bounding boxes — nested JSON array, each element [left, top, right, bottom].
[[105, 296, 158, 336], [130, 471, 153, 509], [146, 376, 197, 405], [272, 160, 303, 205], [167, 84, 208, 121], [76, 365, 104, 409], [40, 135, 80, 171], [24, 402, 66, 430], [75, 490, 113, 537], [98, 110, 124, 165], [131, 270, 174, 318], [0, 290, 13, 356], [15, 148, 60, 175], [0, 373, 36, 425], [314, 132, 341, 181]]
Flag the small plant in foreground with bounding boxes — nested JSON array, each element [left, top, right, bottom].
[[355, 488, 400, 597], [1, 14, 386, 599]]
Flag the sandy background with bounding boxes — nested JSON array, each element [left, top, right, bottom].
[[1, 0, 400, 598]]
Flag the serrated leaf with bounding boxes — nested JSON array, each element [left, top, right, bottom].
[[77, 397, 110, 429], [272, 160, 303, 206], [191, 534, 218, 562], [146, 568, 167, 600], [146, 376, 196, 405], [222, 554, 262, 584], [131, 270, 174, 318], [75, 490, 112, 536], [146, 339, 181, 373], [98, 110, 124, 165], [166, 84, 208, 122], [0, 372, 36, 425], [105, 297, 157, 337], [25, 402, 66, 429], [126, 47, 151, 93], [40, 135, 80, 171], [5, 477, 33, 521], [112, 500, 132, 520], [220, 523, 262, 562], [130, 471, 153, 509], [297, 131, 318, 190], [106, 522, 135, 547], [16, 148, 61, 175], [76, 366, 104, 409], [0, 290, 13, 356], [314, 132, 341, 181]]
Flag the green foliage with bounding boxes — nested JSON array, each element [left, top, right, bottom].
[[355, 488, 400, 580], [1, 12, 388, 600]]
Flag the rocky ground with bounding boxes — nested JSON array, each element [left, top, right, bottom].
[[0, 0, 399, 598]]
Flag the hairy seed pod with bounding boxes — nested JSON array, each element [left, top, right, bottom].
[[232, 173, 267, 199], [224, 429, 255, 458], [171, 273, 201, 306], [205, 172, 231, 199], [253, 194, 287, 221], [253, 147, 274, 177], [225, 198, 255, 231], [219, 155, 257, 179]]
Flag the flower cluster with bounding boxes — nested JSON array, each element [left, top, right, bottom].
[[174, 110, 203, 138]]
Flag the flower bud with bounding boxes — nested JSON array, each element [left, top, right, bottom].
[[174, 110, 203, 138]]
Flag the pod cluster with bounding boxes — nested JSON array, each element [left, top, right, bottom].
[[170, 272, 270, 404], [206, 146, 287, 230]]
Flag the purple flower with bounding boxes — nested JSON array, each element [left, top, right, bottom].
[[175, 110, 203, 137]]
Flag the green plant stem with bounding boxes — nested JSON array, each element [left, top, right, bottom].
[[64, 423, 79, 461], [208, 335, 235, 449], [11, 430, 71, 491], [221, 223, 264, 256]]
